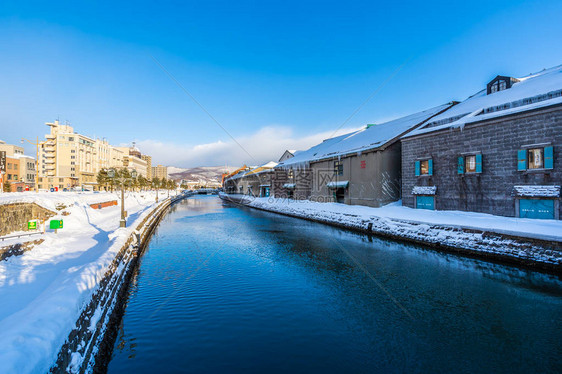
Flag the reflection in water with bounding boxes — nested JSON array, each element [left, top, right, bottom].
[[108, 196, 562, 374]]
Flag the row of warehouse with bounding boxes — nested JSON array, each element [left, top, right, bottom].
[[224, 65, 562, 220]]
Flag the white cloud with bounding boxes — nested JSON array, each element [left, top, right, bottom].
[[135, 125, 361, 168]]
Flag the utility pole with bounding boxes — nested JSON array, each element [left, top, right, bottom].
[[22, 136, 48, 193]]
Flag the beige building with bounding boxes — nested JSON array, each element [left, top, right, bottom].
[[141, 155, 152, 180], [13, 155, 36, 187], [95, 138, 112, 172], [152, 165, 168, 180], [38, 120, 98, 190], [37, 120, 131, 190], [0, 140, 25, 157], [109, 146, 124, 168], [33, 120, 153, 190], [0, 141, 36, 191], [116, 146, 148, 178]]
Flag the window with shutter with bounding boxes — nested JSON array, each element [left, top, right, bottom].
[[475, 154, 482, 173], [544, 146, 554, 169], [417, 159, 432, 176], [457, 156, 464, 174], [459, 154, 482, 174], [517, 149, 527, 171], [518, 146, 553, 171]]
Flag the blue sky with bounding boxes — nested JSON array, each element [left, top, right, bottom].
[[1, 0, 562, 167]]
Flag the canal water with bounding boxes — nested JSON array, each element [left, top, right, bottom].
[[108, 196, 562, 373]]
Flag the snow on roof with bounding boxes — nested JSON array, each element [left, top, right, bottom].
[[412, 186, 437, 195], [277, 103, 452, 168], [512, 185, 560, 198], [226, 162, 277, 180], [246, 161, 278, 175], [228, 171, 248, 180], [10, 154, 35, 160], [326, 180, 349, 189], [261, 161, 278, 168], [406, 64, 562, 137]]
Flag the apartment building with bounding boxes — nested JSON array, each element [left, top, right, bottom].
[[116, 146, 148, 178], [152, 165, 168, 180], [32, 121, 153, 190], [0, 140, 25, 157], [0, 141, 36, 191], [37, 120, 98, 190], [141, 155, 152, 180], [12, 155, 36, 187], [109, 146, 124, 168]]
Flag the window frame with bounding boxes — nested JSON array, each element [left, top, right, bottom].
[[465, 155, 476, 173], [518, 144, 553, 171], [334, 161, 343, 176], [527, 148, 544, 170], [458, 153, 482, 174], [420, 160, 429, 175], [415, 158, 433, 177]]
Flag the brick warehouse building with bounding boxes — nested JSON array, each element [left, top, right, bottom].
[[401, 65, 562, 219]]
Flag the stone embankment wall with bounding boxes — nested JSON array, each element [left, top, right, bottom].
[[0, 202, 55, 236], [50, 193, 189, 374]]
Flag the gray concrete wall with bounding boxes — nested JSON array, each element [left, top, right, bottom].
[[271, 168, 311, 200], [225, 172, 274, 197], [309, 142, 402, 207], [401, 105, 562, 218]]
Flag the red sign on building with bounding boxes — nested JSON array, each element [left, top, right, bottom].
[[360, 160, 366, 169]]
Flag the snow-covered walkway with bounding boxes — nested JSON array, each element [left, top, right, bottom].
[[0, 191, 166, 373]]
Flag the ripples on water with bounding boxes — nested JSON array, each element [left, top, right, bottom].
[[108, 196, 562, 373]]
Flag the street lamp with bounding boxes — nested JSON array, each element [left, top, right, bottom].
[[108, 168, 137, 228], [22, 137, 49, 193]]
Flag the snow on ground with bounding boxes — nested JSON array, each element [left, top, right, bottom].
[[221, 194, 562, 267], [233, 196, 562, 242], [229, 195, 562, 241], [0, 191, 169, 373]]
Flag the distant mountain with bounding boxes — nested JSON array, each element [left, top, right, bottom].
[[168, 165, 239, 186], [167, 166, 187, 174]]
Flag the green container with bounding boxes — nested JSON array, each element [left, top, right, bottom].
[[50, 220, 63, 229]]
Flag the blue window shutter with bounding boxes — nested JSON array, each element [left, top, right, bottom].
[[428, 159, 433, 176], [544, 146, 553, 169], [475, 154, 482, 173], [415, 161, 420, 176], [457, 156, 464, 174], [517, 149, 527, 171]]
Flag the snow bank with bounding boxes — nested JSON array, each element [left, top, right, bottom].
[[0, 191, 169, 373], [221, 194, 562, 269]]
